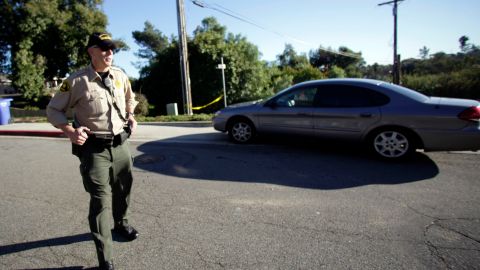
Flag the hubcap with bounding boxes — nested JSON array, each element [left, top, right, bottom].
[[232, 122, 252, 142], [373, 131, 409, 158]]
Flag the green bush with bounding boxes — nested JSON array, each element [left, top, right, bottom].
[[402, 67, 480, 99], [134, 93, 149, 116], [327, 65, 346, 78], [402, 74, 442, 96], [136, 114, 213, 122]]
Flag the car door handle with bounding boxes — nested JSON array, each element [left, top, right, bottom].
[[359, 113, 373, 118], [296, 113, 310, 116]]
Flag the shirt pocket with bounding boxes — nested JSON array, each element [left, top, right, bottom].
[[113, 89, 126, 111], [87, 90, 108, 116]]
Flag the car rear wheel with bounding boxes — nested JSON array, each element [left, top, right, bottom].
[[370, 129, 413, 159], [228, 119, 255, 143]]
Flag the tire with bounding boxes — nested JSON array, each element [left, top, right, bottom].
[[370, 129, 414, 160], [228, 119, 255, 143]]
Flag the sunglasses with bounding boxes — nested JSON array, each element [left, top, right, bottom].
[[91, 45, 115, 52]]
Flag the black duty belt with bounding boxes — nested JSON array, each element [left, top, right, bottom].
[[88, 131, 129, 148]]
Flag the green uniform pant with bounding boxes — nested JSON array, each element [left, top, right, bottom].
[[79, 141, 133, 264]]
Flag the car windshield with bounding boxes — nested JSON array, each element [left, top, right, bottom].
[[380, 82, 429, 102]]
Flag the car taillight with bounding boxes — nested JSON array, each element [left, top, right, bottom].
[[458, 106, 480, 122]]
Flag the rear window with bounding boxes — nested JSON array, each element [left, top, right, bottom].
[[380, 83, 429, 102], [315, 85, 390, 108]]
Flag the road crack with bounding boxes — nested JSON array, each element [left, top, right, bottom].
[[424, 218, 480, 269]]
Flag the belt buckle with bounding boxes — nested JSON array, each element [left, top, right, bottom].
[[95, 133, 113, 140], [92, 133, 114, 147], [99, 137, 113, 148]]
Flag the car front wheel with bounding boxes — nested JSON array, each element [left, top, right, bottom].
[[370, 129, 414, 159], [228, 119, 255, 143]]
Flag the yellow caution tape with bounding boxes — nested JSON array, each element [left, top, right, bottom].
[[192, 95, 223, 110]]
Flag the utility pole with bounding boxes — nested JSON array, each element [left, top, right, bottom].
[[378, 0, 404, 85], [216, 57, 227, 108], [176, 0, 193, 115]]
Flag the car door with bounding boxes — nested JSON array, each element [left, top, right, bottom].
[[313, 84, 388, 140], [257, 86, 317, 136]]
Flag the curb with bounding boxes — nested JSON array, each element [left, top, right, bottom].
[[0, 130, 64, 137], [0, 121, 213, 138], [139, 121, 212, 127]]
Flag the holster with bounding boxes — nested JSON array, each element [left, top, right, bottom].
[[123, 124, 132, 138], [71, 122, 130, 157], [120, 129, 130, 143], [71, 121, 83, 158], [72, 142, 83, 158]]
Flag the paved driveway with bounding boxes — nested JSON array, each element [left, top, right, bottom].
[[0, 135, 479, 269]]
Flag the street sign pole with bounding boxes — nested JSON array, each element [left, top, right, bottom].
[[217, 57, 227, 107]]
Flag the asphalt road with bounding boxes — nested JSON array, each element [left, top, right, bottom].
[[0, 132, 479, 269]]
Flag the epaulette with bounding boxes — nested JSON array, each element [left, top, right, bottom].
[[69, 66, 89, 79], [110, 66, 127, 78], [112, 66, 128, 74], [59, 67, 88, 92]]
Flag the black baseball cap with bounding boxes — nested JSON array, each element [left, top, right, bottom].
[[87, 32, 117, 50]]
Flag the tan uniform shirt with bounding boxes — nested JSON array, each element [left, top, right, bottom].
[[47, 65, 137, 135]]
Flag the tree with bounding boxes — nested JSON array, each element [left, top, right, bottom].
[[327, 66, 346, 78], [1, 0, 111, 102], [459, 35, 470, 53], [132, 21, 169, 63], [419, 46, 430, 59], [399, 37, 480, 99], [309, 46, 363, 71], [136, 44, 181, 114], [268, 66, 294, 93], [12, 39, 46, 100], [192, 17, 274, 105], [222, 32, 272, 103], [0, 0, 22, 74], [362, 63, 391, 81], [277, 44, 309, 69], [135, 17, 273, 114]]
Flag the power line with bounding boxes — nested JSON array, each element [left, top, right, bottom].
[[191, 0, 361, 59]]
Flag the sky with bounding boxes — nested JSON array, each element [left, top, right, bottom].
[[102, 0, 480, 78]]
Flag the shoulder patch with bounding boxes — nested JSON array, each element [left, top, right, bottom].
[[59, 81, 71, 92]]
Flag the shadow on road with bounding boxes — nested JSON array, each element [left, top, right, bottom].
[[20, 267, 95, 270], [133, 133, 440, 189], [0, 233, 92, 257], [0, 229, 136, 258]]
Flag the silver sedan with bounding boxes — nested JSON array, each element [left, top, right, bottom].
[[213, 78, 480, 159]]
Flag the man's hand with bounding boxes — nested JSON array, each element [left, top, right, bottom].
[[127, 115, 137, 135], [60, 124, 90, 145]]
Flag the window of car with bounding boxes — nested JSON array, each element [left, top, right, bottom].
[[315, 84, 390, 108], [274, 87, 318, 108], [380, 82, 429, 102]]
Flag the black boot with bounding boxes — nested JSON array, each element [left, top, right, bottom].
[[113, 224, 139, 241], [99, 261, 114, 270]]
